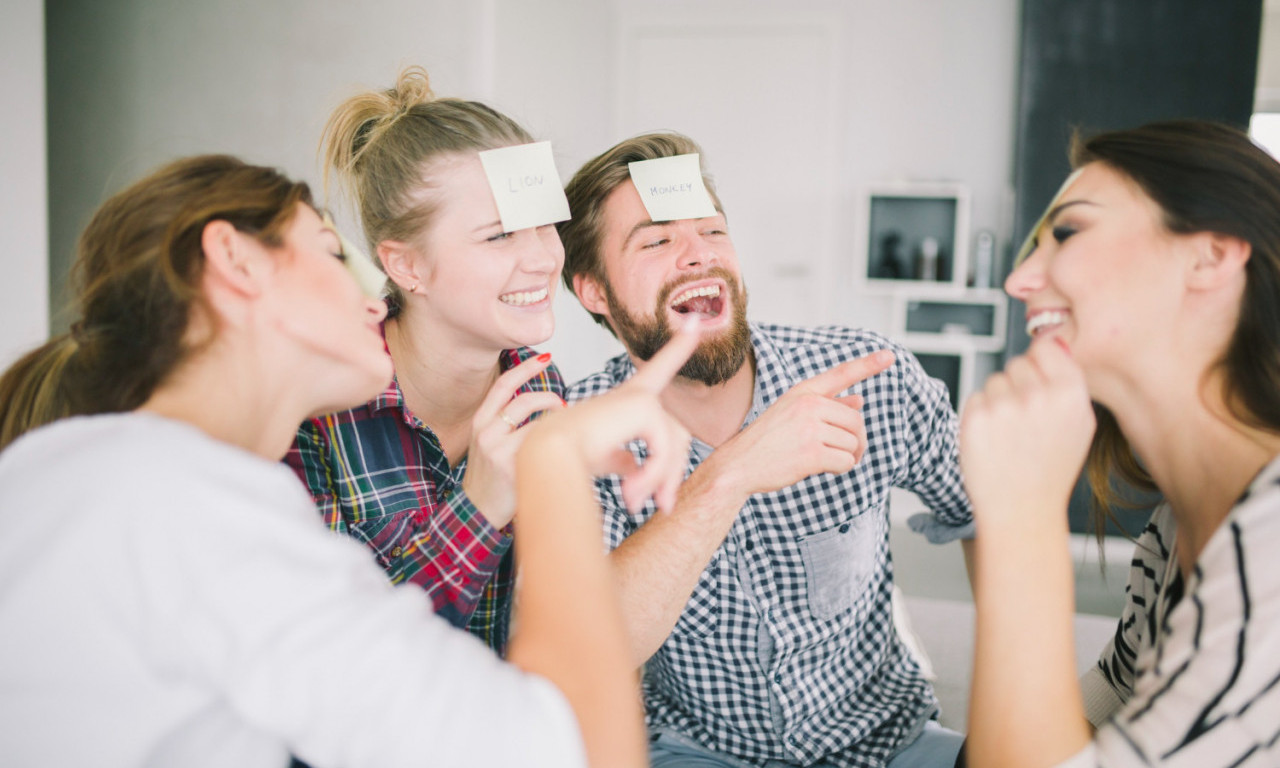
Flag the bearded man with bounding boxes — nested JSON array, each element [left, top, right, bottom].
[[559, 132, 974, 768]]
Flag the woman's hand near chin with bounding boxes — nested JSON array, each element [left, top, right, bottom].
[[461, 352, 563, 528], [960, 336, 1096, 768], [959, 337, 1096, 529]]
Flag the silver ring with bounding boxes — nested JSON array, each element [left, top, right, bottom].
[[499, 411, 519, 429]]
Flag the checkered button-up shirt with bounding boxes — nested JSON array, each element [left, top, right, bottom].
[[567, 323, 973, 768], [286, 346, 564, 655]]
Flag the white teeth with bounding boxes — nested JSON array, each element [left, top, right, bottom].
[[670, 284, 721, 307], [499, 287, 549, 307], [1026, 310, 1068, 337]]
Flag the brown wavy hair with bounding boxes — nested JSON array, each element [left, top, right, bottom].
[[0, 155, 311, 452]]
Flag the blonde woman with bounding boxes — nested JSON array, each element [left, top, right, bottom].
[[286, 67, 566, 653]]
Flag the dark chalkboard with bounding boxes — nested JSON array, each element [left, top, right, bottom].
[[1009, 0, 1262, 355], [1006, 0, 1263, 535]]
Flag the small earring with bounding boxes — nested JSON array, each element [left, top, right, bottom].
[[408, 283, 419, 294]]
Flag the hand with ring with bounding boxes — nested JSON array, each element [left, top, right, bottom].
[[461, 353, 566, 528]]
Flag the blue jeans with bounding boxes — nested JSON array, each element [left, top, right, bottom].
[[649, 721, 965, 768]]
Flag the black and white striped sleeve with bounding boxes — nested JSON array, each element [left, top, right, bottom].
[[1080, 509, 1178, 728], [1059, 470, 1280, 767]]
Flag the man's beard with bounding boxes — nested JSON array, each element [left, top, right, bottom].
[[603, 266, 751, 386]]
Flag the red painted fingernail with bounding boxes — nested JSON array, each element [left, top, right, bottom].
[[537, 352, 552, 363]]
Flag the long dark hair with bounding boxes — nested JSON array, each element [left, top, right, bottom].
[[0, 155, 311, 452], [1072, 120, 1280, 528]]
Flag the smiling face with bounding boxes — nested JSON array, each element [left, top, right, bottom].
[[407, 152, 564, 351], [579, 179, 751, 385], [1005, 162, 1191, 386], [265, 203, 393, 411]]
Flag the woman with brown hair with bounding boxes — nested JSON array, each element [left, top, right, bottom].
[[286, 66, 569, 653], [0, 153, 695, 767], [961, 121, 1280, 767]]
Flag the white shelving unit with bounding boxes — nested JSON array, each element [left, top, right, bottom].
[[854, 182, 1005, 409]]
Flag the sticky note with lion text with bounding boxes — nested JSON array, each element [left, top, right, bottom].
[[478, 141, 571, 232]]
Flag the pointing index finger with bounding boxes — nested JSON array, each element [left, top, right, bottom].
[[629, 317, 703, 393], [800, 349, 896, 398]]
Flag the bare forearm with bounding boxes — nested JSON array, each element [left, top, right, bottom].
[[968, 513, 1089, 768], [506, 435, 646, 768], [611, 455, 748, 665]]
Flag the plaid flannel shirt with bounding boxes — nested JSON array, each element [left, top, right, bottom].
[[286, 346, 564, 654], [567, 323, 973, 768]]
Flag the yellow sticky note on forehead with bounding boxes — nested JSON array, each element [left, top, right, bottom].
[[322, 212, 387, 299], [1014, 168, 1085, 266], [627, 154, 718, 222], [478, 141, 571, 233]]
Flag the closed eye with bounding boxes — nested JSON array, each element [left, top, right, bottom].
[[642, 237, 669, 249], [331, 250, 348, 263], [486, 231, 513, 243], [1051, 225, 1077, 244]]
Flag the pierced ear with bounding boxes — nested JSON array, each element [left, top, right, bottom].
[[377, 240, 423, 294], [1187, 232, 1251, 291], [573, 273, 611, 319], [200, 220, 261, 297]]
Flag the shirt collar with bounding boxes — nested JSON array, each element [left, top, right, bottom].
[[745, 323, 802, 416]]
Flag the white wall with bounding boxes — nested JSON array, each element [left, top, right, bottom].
[[487, 0, 1021, 381], [45, 0, 486, 319], [41, 0, 1021, 383], [0, 0, 49, 368]]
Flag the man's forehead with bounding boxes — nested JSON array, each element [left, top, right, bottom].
[[602, 180, 651, 235]]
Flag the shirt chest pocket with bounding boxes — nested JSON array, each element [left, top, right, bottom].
[[799, 514, 878, 621], [346, 504, 417, 570]]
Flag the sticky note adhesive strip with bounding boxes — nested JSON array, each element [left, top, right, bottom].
[[627, 154, 718, 222], [322, 212, 387, 299], [1013, 168, 1084, 266], [478, 141, 571, 232]]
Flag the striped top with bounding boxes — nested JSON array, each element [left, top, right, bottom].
[[1071, 453, 1280, 767]]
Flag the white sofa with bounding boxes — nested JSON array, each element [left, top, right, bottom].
[[889, 490, 1131, 730], [897, 592, 1118, 730]]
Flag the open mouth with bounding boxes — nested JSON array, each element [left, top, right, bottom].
[[669, 283, 725, 320], [500, 287, 549, 307], [1026, 310, 1068, 337]]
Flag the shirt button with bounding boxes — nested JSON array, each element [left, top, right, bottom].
[[773, 673, 783, 684], [839, 523, 850, 534], [390, 546, 403, 558]]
